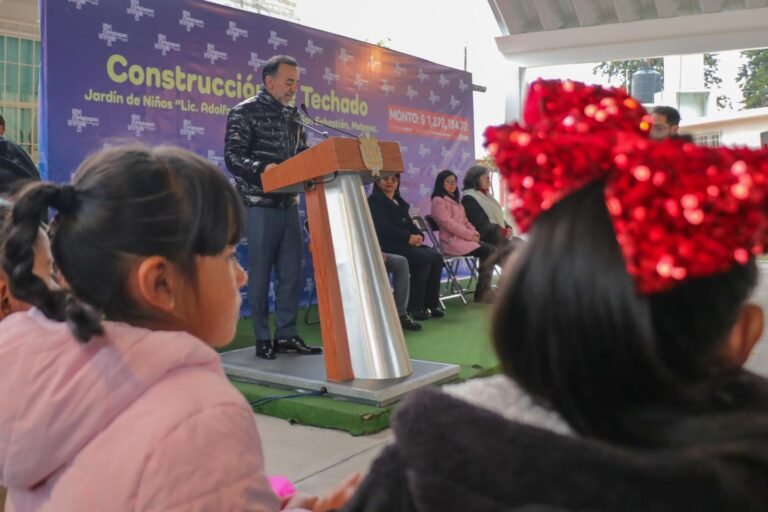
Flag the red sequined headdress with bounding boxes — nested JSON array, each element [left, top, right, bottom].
[[486, 79, 768, 294]]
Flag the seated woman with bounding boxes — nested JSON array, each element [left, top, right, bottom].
[[461, 165, 519, 265], [368, 175, 444, 321], [430, 170, 496, 303], [340, 80, 768, 511]]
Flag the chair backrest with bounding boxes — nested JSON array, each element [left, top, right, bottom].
[[424, 214, 440, 233], [411, 214, 441, 250]]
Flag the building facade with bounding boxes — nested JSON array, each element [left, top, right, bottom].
[[0, 2, 40, 161]]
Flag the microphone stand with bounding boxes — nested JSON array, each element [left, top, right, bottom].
[[300, 103, 358, 138], [284, 108, 328, 138]]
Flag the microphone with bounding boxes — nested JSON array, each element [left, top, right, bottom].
[[283, 106, 328, 139], [300, 103, 358, 138]]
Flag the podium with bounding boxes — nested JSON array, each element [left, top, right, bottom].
[[221, 137, 459, 405]]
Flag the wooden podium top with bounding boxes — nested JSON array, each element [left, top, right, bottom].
[[262, 137, 404, 193]]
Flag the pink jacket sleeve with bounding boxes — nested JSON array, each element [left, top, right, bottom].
[[135, 402, 284, 512], [431, 197, 477, 241]]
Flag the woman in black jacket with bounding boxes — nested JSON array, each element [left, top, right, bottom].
[[368, 176, 444, 321]]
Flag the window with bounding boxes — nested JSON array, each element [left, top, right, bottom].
[[693, 131, 721, 147], [0, 34, 40, 162]]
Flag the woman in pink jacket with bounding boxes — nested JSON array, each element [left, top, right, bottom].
[[430, 170, 496, 303], [0, 146, 318, 511]]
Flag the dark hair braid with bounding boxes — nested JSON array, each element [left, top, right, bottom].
[[4, 182, 103, 342]]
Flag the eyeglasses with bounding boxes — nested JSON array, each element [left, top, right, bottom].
[[444, 179, 457, 184], [379, 175, 400, 182]]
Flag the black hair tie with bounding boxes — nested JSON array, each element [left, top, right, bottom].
[[54, 184, 77, 214]]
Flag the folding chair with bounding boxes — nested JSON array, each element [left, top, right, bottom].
[[412, 215, 476, 307]]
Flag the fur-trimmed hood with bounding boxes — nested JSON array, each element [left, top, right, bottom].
[[343, 387, 768, 512]]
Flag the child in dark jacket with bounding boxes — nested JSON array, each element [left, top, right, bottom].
[[342, 80, 768, 511]]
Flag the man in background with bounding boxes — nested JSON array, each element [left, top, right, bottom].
[[650, 106, 681, 140]]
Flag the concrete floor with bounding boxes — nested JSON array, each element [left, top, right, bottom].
[[256, 262, 768, 497]]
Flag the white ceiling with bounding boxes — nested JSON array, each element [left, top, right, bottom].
[[489, 0, 768, 36], [487, 0, 768, 122]]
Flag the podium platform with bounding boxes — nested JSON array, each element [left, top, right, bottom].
[[221, 349, 460, 406]]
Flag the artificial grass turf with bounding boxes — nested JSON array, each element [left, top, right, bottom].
[[221, 301, 498, 435]]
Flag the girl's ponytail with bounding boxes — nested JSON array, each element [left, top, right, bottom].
[[4, 182, 103, 342]]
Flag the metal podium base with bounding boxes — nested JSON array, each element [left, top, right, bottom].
[[221, 348, 461, 407]]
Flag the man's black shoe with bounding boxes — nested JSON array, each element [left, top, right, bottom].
[[255, 339, 276, 360], [400, 314, 423, 332], [275, 336, 323, 355], [410, 310, 430, 321]]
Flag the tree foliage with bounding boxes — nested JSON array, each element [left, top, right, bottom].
[[705, 53, 731, 110], [737, 49, 768, 109]]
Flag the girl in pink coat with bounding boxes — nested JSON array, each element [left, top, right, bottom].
[[430, 170, 496, 302], [0, 146, 317, 511]]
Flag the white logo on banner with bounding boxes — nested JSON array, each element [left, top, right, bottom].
[[179, 10, 204, 32], [303, 278, 314, 295], [400, 185, 410, 195], [380, 80, 394, 95], [417, 69, 429, 83], [127, 0, 155, 21], [305, 39, 323, 58], [248, 52, 267, 72], [406, 163, 420, 176], [207, 150, 225, 167], [394, 62, 406, 77], [268, 282, 275, 302], [353, 74, 368, 90], [418, 144, 431, 158], [226, 21, 248, 42], [98, 24, 128, 47], [68, 0, 98, 10], [368, 56, 381, 72], [338, 48, 353, 64], [406, 85, 418, 100], [419, 183, 431, 197], [458, 79, 469, 92], [204, 44, 228, 64], [449, 95, 460, 109], [428, 90, 440, 105], [439, 74, 450, 88], [323, 67, 339, 85], [67, 109, 99, 133], [180, 120, 205, 140], [268, 30, 287, 50], [127, 114, 156, 136], [441, 146, 451, 159], [154, 34, 181, 56], [460, 150, 471, 163]]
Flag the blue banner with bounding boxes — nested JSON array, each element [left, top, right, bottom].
[[40, 0, 475, 316]]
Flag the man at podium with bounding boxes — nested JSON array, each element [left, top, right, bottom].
[[224, 55, 322, 360]]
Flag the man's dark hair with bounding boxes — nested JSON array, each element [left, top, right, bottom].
[[0, 138, 40, 194], [262, 55, 298, 84], [652, 106, 681, 126], [0, 115, 5, 128]]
